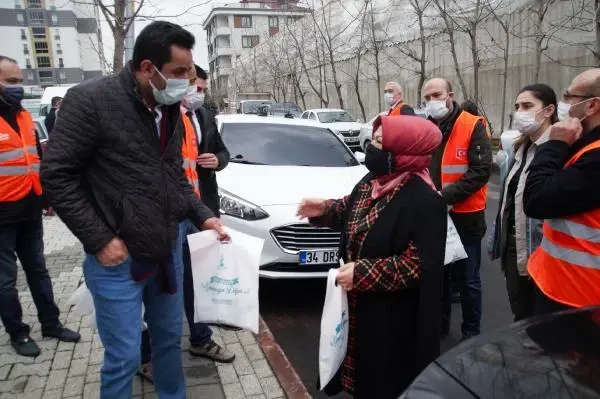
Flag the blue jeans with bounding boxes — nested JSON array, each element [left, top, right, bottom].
[[442, 239, 482, 339], [0, 218, 60, 339], [84, 235, 185, 399], [140, 221, 212, 364]]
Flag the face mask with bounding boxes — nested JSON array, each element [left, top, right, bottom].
[[513, 110, 543, 135], [557, 101, 571, 121], [150, 66, 190, 105], [567, 98, 595, 122], [384, 93, 395, 106], [183, 87, 205, 111], [426, 99, 450, 120], [0, 84, 24, 107], [365, 144, 394, 176]]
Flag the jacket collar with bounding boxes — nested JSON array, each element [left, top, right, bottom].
[[569, 125, 600, 156], [430, 101, 461, 137]]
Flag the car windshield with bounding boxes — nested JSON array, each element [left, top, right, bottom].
[[242, 101, 272, 114], [221, 123, 359, 167], [317, 111, 354, 123]]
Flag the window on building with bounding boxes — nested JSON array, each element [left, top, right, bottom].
[[23, 43, 29, 54], [25, 58, 31, 68], [54, 29, 60, 40], [241, 35, 259, 48], [58, 58, 64, 68], [34, 42, 49, 54], [28, 10, 44, 25], [21, 29, 26, 40], [36, 56, 51, 68], [51, 14, 58, 25], [59, 71, 66, 81], [56, 43, 62, 54], [269, 16, 279, 28], [49, 0, 57, 10], [38, 70, 54, 84], [15, 0, 22, 9], [32, 27, 46, 39], [287, 16, 294, 25], [17, 13, 25, 24], [240, 16, 252, 28]]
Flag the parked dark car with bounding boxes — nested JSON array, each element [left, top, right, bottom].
[[401, 307, 600, 398]]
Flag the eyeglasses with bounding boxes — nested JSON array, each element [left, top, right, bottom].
[[563, 93, 594, 101]]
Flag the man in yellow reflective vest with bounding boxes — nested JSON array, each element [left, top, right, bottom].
[[0, 56, 80, 357], [524, 69, 600, 314], [423, 78, 493, 340]]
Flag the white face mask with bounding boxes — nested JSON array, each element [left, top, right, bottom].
[[426, 99, 450, 120], [513, 110, 542, 135], [183, 86, 205, 111], [384, 93, 395, 106], [150, 66, 190, 105], [557, 101, 571, 121]]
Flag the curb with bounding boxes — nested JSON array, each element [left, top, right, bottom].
[[257, 317, 311, 399]]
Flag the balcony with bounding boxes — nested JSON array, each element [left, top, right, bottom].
[[215, 46, 233, 57]]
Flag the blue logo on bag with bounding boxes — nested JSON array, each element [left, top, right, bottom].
[[330, 310, 348, 347], [217, 255, 226, 270]]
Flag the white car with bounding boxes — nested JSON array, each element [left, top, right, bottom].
[[359, 112, 386, 151], [215, 114, 368, 279], [300, 108, 363, 152]]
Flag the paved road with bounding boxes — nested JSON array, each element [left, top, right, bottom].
[[260, 174, 513, 398]]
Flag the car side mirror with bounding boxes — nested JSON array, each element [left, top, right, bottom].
[[354, 151, 366, 163]]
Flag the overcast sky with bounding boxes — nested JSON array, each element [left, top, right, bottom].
[[100, 0, 231, 69]]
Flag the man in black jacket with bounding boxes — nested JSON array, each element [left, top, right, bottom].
[[423, 78, 492, 340], [44, 96, 61, 133], [40, 22, 227, 398]]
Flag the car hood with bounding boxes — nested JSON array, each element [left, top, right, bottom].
[[218, 163, 367, 207], [403, 306, 600, 398], [323, 122, 362, 131]]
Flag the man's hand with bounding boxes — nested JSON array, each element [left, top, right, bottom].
[[550, 117, 583, 145], [197, 153, 219, 169], [336, 262, 355, 291], [202, 217, 230, 241], [96, 237, 129, 266]]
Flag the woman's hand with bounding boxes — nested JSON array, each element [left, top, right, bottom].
[[296, 198, 328, 219], [336, 262, 355, 291]]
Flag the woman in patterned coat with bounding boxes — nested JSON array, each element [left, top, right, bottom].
[[298, 115, 447, 398]]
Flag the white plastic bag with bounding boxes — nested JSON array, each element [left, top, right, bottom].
[[67, 281, 147, 330], [445, 215, 468, 265], [319, 268, 349, 390], [187, 228, 264, 334]]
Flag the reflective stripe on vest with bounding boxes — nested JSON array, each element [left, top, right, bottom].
[[180, 112, 200, 197], [528, 139, 600, 308], [0, 110, 42, 202], [440, 111, 487, 213]]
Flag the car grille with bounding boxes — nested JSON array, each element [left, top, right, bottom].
[[338, 130, 360, 138], [271, 223, 341, 252]]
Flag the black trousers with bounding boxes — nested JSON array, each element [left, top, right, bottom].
[[533, 283, 573, 316], [502, 238, 535, 321]]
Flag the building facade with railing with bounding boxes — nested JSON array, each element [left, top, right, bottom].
[[0, 0, 104, 89]]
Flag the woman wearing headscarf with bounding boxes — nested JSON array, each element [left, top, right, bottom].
[[297, 115, 447, 398], [489, 84, 558, 321]]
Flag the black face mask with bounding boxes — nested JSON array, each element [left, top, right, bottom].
[[0, 85, 24, 108], [365, 144, 394, 176]]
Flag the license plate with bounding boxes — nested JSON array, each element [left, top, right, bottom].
[[345, 137, 359, 143], [299, 250, 339, 265]]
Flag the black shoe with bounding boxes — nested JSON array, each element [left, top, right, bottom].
[[42, 326, 81, 343], [11, 336, 41, 357]]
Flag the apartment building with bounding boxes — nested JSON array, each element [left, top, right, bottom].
[[0, 0, 104, 89], [202, 0, 309, 96]]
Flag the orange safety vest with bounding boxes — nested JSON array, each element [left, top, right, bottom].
[[387, 100, 405, 116], [527, 140, 600, 308], [180, 111, 200, 197], [441, 111, 488, 213], [0, 110, 42, 202]]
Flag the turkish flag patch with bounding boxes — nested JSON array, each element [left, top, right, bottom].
[[456, 148, 468, 159]]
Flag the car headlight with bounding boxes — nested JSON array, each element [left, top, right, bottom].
[[219, 189, 269, 221]]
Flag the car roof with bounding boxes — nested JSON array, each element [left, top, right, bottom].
[[304, 109, 346, 113], [216, 114, 322, 127]]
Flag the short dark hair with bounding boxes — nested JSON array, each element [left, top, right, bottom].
[[194, 64, 208, 80], [132, 21, 195, 71], [461, 99, 479, 116], [51, 96, 63, 106], [518, 83, 559, 124], [0, 56, 17, 65]]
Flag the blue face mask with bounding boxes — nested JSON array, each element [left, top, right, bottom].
[[149, 66, 190, 105], [1, 84, 24, 107]]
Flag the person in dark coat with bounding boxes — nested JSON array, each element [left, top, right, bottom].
[[44, 96, 62, 133], [297, 115, 447, 398]]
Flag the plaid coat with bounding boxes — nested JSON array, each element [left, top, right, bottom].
[[312, 174, 447, 398]]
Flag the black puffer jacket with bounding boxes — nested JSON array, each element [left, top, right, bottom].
[[40, 67, 214, 263]]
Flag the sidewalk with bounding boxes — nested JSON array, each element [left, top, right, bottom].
[[0, 217, 288, 399]]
